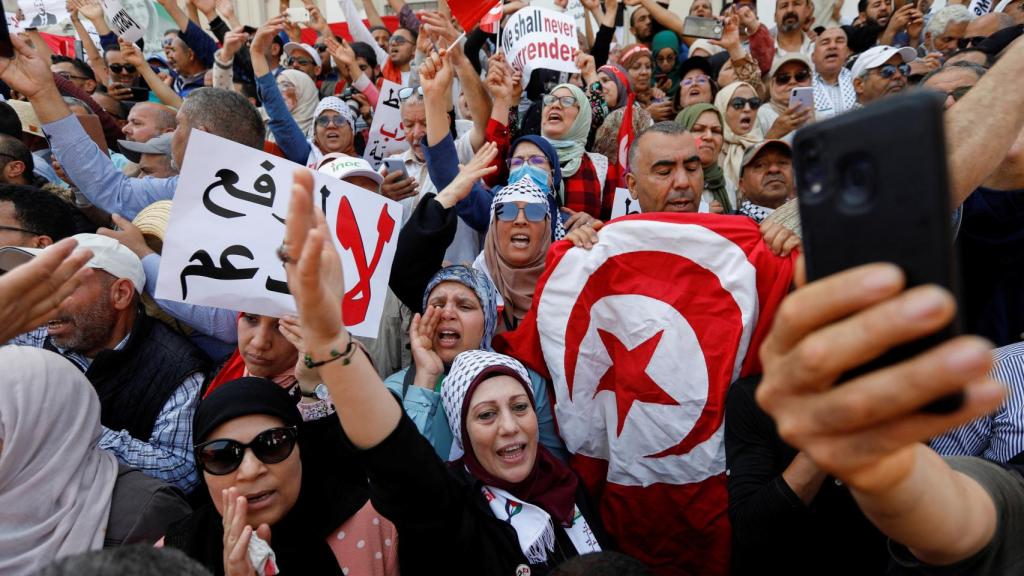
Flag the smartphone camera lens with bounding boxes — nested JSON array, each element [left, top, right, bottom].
[[840, 155, 876, 209], [714, 25, 723, 35], [796, 139, 826, 197]]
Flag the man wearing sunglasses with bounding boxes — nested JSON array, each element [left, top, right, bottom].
[[759, 53, 815, 139], [851, 44, 918, 106], [283, 41, 322, 82]]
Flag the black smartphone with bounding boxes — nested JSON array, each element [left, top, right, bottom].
[[682, 16, 724, 40], [0, 16, 12, 59], [793, 91, 963, 413], [242, 25, 258, 34]]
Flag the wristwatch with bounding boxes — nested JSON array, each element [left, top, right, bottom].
[[300, 383, 331, 402]]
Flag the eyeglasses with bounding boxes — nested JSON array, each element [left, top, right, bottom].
[[506, 155, 550, 169], [957, 36, 986, 49], [495, 202, 549, 222], [542, 94, 579, 109], [774, 69, 811, 84], [108, 63, 137, 74], [0, 224, 42, 236], [398, 86, 423, 101], [288, 57, 314, 67], [729, 96, 762, 110], [194, 426, 298, 475], [682, 75, 709, 87], [316, 114, 349, 128], [55, 71, 90, 81], [933, 85, 972, 102], [388, 36, 411, 46], [871, 63, 911, 79]]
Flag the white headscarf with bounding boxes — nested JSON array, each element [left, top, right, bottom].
[[0, 347, 119, 575], [278, 69, 319, 135], [715, 81, 765, 191]]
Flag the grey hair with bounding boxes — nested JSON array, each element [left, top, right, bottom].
[[925, 5, 975, 38], [36, 545, 211, 576], [627, 121, 689, 172], [180, 87, 265, 150]]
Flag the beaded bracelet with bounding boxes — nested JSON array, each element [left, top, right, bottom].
[[303, 332, 356, 368]]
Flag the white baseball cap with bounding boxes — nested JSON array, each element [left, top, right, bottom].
[[850, 45, 917, 79], [0, 233, 146, 292], [316, 154, 384, 186], [283, 42, 322, 67]]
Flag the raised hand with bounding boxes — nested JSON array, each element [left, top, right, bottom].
[[220, 27, 249, 62], [191, 0, 217, 18], [118, 37, 146, 67], [420, 10, 459, 47], [0, 34, 58, 100], [434, 141, 499, 207], [250, 14, 287, 60], [418, 49, 454, 99], [97, 214, 154, 259], [710, 14, 741, 52], [410, 306, 445, 388], [222, 487, 273, 576], [325, 36, 356, 73], [69, 0, 105, 24], [575, 52, 597, 84], [485, 54, 514, 102]]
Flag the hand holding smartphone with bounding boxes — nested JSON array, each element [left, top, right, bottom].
[[682, 16, 724, 40], [789, 86, 814, 111]]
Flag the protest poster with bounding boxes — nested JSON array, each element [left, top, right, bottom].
[[362, 79, 408, 169], [609, 187, 642, 219], [156, 130, 403, 338], [101, 0, 145, 42], [5, 12, 23, 32], [18, 0, 67, 27], [500, 7, 580, 79]]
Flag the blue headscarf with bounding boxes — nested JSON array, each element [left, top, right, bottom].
[[507, 135, 565, 241], [422, 265, 499, 351]]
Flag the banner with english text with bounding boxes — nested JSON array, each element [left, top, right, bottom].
[[156, 131, 403, 338], [500, 7, 580, 80]]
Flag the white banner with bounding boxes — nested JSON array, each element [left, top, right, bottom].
[[101, 0, 145, 42], [363, 79, 408, 169], [5, 12, 23, 32], [500, 7, 580, 79], [609, 187, 643, 219], [156, 131, 403, 338], [18, 0, 67, 27]]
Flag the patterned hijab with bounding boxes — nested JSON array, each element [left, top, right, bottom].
[[423, 265, 500, 351], [305, 96, 356, 167], [542, 83, 591, 180]]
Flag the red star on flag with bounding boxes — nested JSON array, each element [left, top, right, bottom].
[[593, 329, 678, 436]]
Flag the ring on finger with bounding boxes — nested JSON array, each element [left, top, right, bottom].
[[276, 241, 293, 264]]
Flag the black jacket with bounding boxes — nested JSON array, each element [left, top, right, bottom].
[[357, 408, 611, 576]]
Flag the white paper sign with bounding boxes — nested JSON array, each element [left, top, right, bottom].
[[5, 12, 23, 32], [18, 0, 68, 27], [101, 0, 145, 42], [156, 131, 403, 338], [362, 79, 408, 170], [609, 187, 642, 219], [500, 7, 581, 80]]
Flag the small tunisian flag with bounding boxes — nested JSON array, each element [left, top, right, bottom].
[[496, 214, 796, 575], [449, 0, 502, 35]]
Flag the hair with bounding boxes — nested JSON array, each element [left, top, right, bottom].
[[594, 105, 653, 163], [180, 88, 265, 150], [926, 5, 975, 38], [135, 102, 178, 132], [350, 41, 379, 70], [550, 552, 654, 576], [369, 24, 390, 35], [628, 121, 690, 170], [50, 55, 96, 82], [0, 101, 22, 138], [395, 26, 418, 41], [0, 184, 77, 241], [36, 545, 212, 576], [0, 133, 34, 173], [921, 59, 988, 84], [944, 47, 995, 66]]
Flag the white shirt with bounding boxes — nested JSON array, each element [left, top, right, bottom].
[[813, 69, 857, 120]]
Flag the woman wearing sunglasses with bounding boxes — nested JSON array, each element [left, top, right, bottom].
[[715, 81, 765, 196], [0, 347, 190, 576], [276, 193, 610, 569], [164, 377, 398, 575]]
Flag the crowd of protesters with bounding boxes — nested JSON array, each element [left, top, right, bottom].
[[2, 0, 1024, 573]]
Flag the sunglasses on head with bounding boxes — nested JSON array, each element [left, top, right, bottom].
[[957, 36, 986, 49], [316, 114, 349, 128], [774, 69, 811, 84], [729, 96, 762, 110], [542, 94, 579, 109], [195, 426, 298, 476], [109, 63, 137, 74], [872, 62, 911, 79], [398, 86, 424, 101], [495, 202, 548, 222], [507, 155, 549, 169]]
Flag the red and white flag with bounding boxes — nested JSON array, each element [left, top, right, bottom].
[[496, 214, 797, 575], [480, 2, 503, 35], [448, 0, 501, 35]]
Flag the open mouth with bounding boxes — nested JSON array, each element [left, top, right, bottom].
[[245, 490, 274, 509], [510, 233, 530, 249], [738, 115, 753, 130], [824, 52, 839, 62], [665, 198, 694, 212], [47, 318, 72, 336], [497, 443, 526, 462], [545, 110, 563, 124], [436, 328, 462, 348]]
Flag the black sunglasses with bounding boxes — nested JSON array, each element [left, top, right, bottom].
[[957, 36, 986, 49], [109, 63, 137, 74], [0, 224, 42, 235], [495, 202, 548, 222], [288, 57, 314, 67], [872, 63, 911, 79], [774, 69, 811, 84], [729, 96, 762, 110], [194, 426, 298, 475]]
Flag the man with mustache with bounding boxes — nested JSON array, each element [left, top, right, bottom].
[[851, 44, 918, 106], [736, 140, 796, 223], [812, 27, 856, 119], [773, 0, 816, 58]]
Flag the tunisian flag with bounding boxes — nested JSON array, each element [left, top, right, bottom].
[[449, 0, 502, 35], [496, 214, 796, 575]]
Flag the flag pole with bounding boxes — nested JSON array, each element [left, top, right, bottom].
[[496, 0, 503, 54]]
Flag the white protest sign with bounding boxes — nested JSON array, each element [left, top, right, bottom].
[[363, 79, 408, 169], [101, 0, 145, 42], [609, 187, 642, 219], [156, 131, 403, 338], [500, 7, 580, 80], [968, 0, 993, 15], [18, 0, 68, 27], [5, 12, 23, 32]]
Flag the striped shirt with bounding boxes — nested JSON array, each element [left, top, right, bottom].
[[931, 342, 1024, 463]]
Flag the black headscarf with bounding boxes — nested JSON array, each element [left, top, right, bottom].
[[164, 377, 369, 575]]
